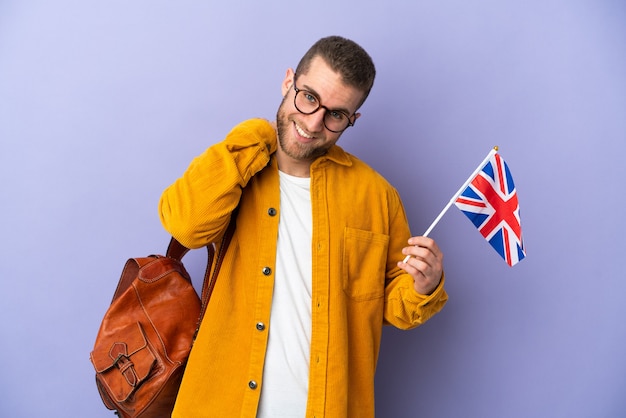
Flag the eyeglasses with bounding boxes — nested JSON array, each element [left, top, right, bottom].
[[292, 78, 355, 133]]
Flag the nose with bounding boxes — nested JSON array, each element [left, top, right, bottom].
[[305, 107, 326, 133]]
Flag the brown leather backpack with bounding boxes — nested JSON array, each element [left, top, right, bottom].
[[90, 220, 234, 417]]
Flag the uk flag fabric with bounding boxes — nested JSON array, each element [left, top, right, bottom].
[[454, 152, 526, 266]]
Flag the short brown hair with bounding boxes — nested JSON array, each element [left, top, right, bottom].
[[295, 36, 376, 109]]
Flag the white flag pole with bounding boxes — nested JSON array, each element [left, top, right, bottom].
[[403, 146, 499, 263]]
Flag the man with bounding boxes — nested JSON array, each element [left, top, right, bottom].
[[159, 35, 447, 418]]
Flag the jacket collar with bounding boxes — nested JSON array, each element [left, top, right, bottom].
[[270, 144, 353, 173], [313, 145, 352, 167]]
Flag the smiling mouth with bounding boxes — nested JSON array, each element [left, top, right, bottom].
[[294, 122, 315, 140]]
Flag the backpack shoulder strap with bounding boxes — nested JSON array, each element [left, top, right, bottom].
[[165, 210, 238, 323]]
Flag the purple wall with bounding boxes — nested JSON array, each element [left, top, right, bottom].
[[1, 1, 624, 417]]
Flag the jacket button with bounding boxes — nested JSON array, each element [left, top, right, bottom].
[[256, 322, 266, 331], [268, 207, 277, 216], [248, 380, 258, 390], [262, 267, 272, 276]]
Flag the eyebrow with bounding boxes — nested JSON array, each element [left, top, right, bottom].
[[301, 83, 353, 116]]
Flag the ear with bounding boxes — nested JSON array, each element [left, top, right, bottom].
[[281, 68, 295, 96], [353, 112, 361, 122]]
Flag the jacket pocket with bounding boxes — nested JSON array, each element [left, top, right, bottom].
[[342, 227, 389, 301]]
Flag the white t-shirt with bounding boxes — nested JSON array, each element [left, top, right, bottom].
[[257, 171, 312, 418]]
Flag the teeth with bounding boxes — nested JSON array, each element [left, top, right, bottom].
[[295, 123, 313, 139]]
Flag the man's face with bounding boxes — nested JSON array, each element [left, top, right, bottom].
[[275, 56, 363, 173]]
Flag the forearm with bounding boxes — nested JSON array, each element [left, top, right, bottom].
[[382, 192, 448, 328]]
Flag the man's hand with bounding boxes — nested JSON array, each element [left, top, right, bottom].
[[398, 236, 444, 295]]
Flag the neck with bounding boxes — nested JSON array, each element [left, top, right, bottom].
[[275, 148, 312, 178]]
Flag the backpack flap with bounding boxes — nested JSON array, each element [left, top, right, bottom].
[[90, 322, 156, 402]]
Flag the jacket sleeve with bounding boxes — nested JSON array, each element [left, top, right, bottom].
[[382, 190, 448, 329], [159, 118, 277, 248]]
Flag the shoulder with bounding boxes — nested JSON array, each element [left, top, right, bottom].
[[340, 148, 397, 190], [321, 146, 403, 206]]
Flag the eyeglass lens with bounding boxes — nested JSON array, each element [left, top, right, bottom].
[[293, 88, 351, 133]]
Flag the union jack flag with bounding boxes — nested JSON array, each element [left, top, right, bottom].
[[454, 152, 526, 266]]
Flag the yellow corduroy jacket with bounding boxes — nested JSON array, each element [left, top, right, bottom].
[[159, 119, 448, 418]]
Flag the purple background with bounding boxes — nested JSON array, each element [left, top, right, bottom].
[[1, 1, 625, 417]]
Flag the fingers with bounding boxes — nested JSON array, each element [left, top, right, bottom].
[[398, 236, 444, 294], [400, 249, 438, 278], [402, 237, 441, 262], [407, 236, 441, 256]]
